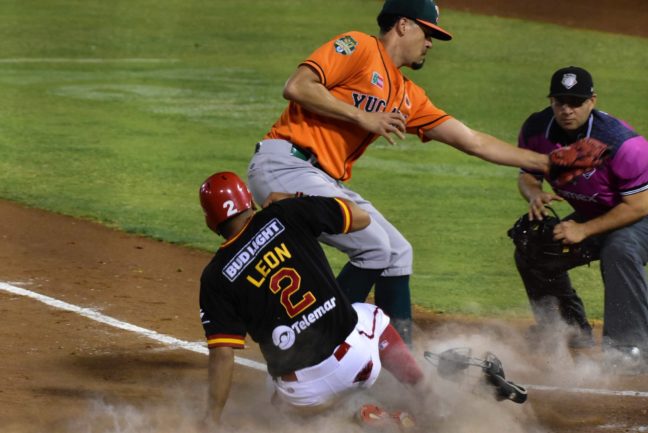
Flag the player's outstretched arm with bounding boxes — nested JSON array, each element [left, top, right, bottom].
[[204, 347, 235, 427], [283, 66, 406, 145], [424, 119, 550, 174], [262, 192, 370, 232]]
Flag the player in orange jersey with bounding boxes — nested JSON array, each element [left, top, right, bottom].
[[248, 0, 550, 344]]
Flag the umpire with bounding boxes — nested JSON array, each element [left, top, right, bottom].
[[513, 66, 648, 359]]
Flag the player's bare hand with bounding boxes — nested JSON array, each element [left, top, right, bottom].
[[262, 192, 296, 208], [553, 220, 587, 245], [358, 111, 406, 145], [528, 192, 563, 221]]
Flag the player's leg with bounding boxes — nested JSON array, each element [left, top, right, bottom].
[[351, 303, 423, 385], [361, 304, 424, 428], [599, 217, 648, 351], [319, 189, 413, 343], [377, 321, 423, 385], [321, 220, 392, 304], [319, 199, 392, 303], [514, 248, 593, 342], [375, 277, 412, 345], [336, 263, 383, 303], [365, 210, 414, 345]]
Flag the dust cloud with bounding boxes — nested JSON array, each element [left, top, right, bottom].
[[70, 321, 626, 433]]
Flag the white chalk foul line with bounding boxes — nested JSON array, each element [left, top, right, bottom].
[[524, 384, 648, 398], [0, 282, 265, 372], [3, 281, 648, 398]]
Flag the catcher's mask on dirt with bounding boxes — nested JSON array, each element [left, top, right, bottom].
[[424, 347, 528, 404], [199, 171, 253, 234]]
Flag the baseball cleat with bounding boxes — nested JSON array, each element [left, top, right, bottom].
[[390, 410, 416, 429], [357, 404, 416, 430]]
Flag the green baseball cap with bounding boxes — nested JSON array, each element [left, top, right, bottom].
[[378, 0, 453, 41]]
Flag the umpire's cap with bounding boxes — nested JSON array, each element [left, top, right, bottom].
[[199, 171, 253, 234], [549, 66, 594, 99], [378, 0, 453, 41]]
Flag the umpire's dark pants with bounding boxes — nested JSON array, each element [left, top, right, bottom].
[[515, 215, 648, 349]]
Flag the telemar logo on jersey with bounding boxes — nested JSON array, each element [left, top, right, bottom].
[[271, 296, 338, 350], [334, 35, 358, 55]]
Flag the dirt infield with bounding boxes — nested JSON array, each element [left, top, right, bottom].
[[1, 3, 646, 433], [4, 200, 648, 433], [445, 0, 648, 38]]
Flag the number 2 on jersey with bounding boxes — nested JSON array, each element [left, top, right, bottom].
[[269, 268, 316, 318]]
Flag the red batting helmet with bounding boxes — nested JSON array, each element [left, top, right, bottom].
[[199, 171, 253, 233]]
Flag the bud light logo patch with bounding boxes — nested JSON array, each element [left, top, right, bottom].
[[222, 219, 285, 282]]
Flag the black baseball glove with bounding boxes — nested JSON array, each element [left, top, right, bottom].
[[507, 207, 594, 262], [507, 209, 562, 258]]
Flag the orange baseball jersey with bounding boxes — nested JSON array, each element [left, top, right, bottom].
[[264, 31, 453, 181]]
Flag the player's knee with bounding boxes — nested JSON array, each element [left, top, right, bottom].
[[601, 231, 642, 264], [384, 234, 412, 268], [398, 239, 413, 265], [351, 247, 391, 269], [352, 227, 394, 263]]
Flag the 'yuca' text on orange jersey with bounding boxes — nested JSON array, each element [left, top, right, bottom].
[[264, 31, 453, 181]]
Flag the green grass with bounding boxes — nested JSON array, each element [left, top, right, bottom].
[[1, 0, 646, 320]]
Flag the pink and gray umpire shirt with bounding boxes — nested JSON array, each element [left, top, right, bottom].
[[518, 108, 648, 219]]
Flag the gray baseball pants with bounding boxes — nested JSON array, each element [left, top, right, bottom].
[[247, 139, 413, 277]]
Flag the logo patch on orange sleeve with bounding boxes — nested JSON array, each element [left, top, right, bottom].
[[334, 35, 358, 55]]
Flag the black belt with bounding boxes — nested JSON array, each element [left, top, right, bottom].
[[289, 145, 313, 161], [254, 142, 316, 164]]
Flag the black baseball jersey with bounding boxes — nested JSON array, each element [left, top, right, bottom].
[[200, 196, 358, 377]]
